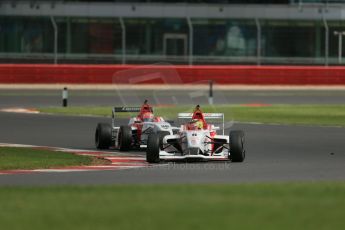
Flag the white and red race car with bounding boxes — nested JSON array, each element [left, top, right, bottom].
[[95, 100, 174, 151], [146, 105, 245, 163]]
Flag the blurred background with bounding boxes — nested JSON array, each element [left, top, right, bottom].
[[1, 0, 345, 65]]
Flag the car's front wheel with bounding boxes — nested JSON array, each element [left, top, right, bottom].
[[229, 130, 245, 162], [146, 133, 160, 163]]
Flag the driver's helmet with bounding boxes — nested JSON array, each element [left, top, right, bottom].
[[141, 105, 152, 113], [187, 119, 201, 130], [142, 112, 154, 122]]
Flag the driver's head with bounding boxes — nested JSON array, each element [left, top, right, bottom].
[[187, 119, 198, 130], [141, 105, 151, 113], [142, 112, 154, 122], [141, 100, 153, 113], [192, 105, 203, 120], [188, 119, 202, 130]]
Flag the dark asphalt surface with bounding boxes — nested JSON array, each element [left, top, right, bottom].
[[1, 89, 345, 108], [0, 112, 344, 185]]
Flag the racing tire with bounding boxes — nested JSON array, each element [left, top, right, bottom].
[[146, 133, 160, 163], [95, 123, 112, 149], [229, 130, 245, 162], [118, 125, 132, 151]]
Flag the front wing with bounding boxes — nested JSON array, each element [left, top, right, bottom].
[[160, 154, 229, 161], [158, 149, 229, 161]]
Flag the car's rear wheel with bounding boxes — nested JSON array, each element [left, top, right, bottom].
[[95, 123, 112, 149], [118, 125, 132, 151], [146, 133, 160, 163], [229, 130, 245, 162]]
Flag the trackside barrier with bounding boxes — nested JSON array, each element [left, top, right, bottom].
[[0, 64, 345, 85]]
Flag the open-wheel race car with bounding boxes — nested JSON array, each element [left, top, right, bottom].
[[146, 105, 245, 163], [95, 100, 175, 151]]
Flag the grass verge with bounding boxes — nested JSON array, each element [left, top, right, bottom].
[[0, 183, 344, 230], [38, 104, 345, 127], [0, 147, 103, 170]]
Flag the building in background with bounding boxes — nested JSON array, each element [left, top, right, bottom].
[[0, 0, 345, 65]]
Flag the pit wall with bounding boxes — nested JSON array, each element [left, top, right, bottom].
[[0, 64, 344, 85]]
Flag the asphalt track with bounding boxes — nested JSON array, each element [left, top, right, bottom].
[[1, 89, 345, 108], [0, 111, 344, 185]]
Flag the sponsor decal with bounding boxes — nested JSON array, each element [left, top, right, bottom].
[[161, 124, 170, 129], [114, 107, 141, 112]]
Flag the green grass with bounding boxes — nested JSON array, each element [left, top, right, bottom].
[[38, 104, 345, 127], [0, 183, 344, 230], [0, 147, 97, 170]]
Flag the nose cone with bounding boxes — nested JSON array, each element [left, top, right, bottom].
[[186, 131, 203, 148]]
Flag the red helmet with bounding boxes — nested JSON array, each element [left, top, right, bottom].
[[142, 112, 154, 122]]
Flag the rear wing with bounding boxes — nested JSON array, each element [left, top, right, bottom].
[[112, 107, 154, 128], [178, 113, 223, 119], [112, 107, 140, 119], [178, 113, 225, 135], [112, 106, 154, 115]]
